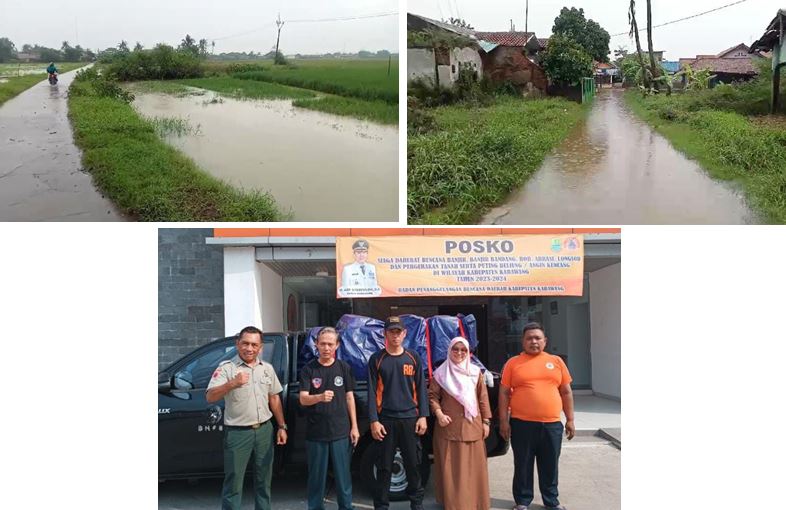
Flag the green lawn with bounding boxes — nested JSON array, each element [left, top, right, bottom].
[[626, 90, 786, 223], [0, 62, 86, 106], [408, 97, 587, 224], [68, 74, 285, 221]]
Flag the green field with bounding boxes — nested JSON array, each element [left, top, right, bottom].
[[227, 59, 398, 103], [0, 62, 86, 106], [68, 72, 285, 221], [408, 97, 587, 224]]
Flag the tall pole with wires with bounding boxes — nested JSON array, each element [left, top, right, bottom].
[[275, 13, 285, 64], [525, 0, 529, 34]]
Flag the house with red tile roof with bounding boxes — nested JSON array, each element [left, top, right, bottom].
[[678, 42, 762, 86]]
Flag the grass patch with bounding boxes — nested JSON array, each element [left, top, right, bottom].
[[292, 95, 397, 125], [68, 73, 286, 221], [626, 90, 786, 223], [0, 63, 86, 106], [147, 116, 201, 137], [178, 77, 315, 100], [408, 96, 587, 224]]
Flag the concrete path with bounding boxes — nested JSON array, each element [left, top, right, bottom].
[[159, 435, 620, 510], [0, 66, 124, 221], [483, 88, 758, 225]]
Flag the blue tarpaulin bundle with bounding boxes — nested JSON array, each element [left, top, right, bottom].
[[297, 313, 486, 381], [335, 315, 386, 381]]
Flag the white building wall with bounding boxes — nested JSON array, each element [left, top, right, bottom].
[[223, 247, 263, 336], [450, 47, 483, 82], [259, 263, 283, 332], [408, 48, 436, 84], [589, 263, 621, 400]]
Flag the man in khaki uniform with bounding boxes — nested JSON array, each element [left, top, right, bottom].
[[207, 326, 288, 510]]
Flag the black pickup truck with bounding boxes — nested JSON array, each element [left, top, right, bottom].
[[158, 332, 509, 499]]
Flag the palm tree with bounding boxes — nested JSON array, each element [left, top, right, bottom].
[[645, 0, 660, 90], [628, 0, 650, 89]]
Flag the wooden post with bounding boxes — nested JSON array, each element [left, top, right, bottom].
[[388, 54, 391, 76], [774, 64, 781, 114]]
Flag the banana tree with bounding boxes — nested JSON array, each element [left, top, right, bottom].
[[675, 63, 716, 90]]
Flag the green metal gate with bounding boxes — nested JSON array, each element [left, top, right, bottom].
[[581, 77, 595, 103]]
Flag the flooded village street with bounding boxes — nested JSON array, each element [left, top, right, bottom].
[[0, 67, 124, 221], [133, 91, 399, 222], [483, 88, 759, 225]]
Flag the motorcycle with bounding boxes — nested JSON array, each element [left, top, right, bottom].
[[48, 72, 58, 85]]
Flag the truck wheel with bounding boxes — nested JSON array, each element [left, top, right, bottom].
[[359, 444, 431, 502]]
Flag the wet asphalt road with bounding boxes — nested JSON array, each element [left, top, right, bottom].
[[0, 66, 124, 221], [483, 87, 758, 225]]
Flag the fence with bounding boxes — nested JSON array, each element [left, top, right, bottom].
[[581, 77, 595, 103]]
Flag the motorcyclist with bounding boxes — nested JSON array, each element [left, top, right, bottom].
[[46, 62, 58, 82]]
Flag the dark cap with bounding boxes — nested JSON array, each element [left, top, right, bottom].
[[352, 239, 370, 251], [384, 316, 405, 331]]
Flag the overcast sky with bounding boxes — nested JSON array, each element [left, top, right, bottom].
[[409, 0, 780, 60], [0, 0, 398, 54]]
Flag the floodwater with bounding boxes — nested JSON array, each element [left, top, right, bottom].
[[132, 90, 399, 221], [483, 88, 758, 224], [0, 65, 124, 221]]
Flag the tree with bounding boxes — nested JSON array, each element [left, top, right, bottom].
[[552, 7, 610, 63], [0, 37, 16, 62], [447, 17, 474, 30], [541, 35, 593, 86], [133, 42, 143, 52], [61, 41, 83, 61], [628, 1, 649, 89], [179, 34, 198, 56], [118, 40, 130, 53], [198, 38, 208, 58], [645, 0, 661, 89]]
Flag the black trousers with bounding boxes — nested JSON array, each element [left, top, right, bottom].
[[509, 419, 564, 508], [373, 417, 424, 510]]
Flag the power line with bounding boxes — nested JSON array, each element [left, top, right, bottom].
[[611, 0, 751, 37], [286, 12, 398, 23]]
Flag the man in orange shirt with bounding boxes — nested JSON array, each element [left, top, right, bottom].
[[499, 322, 575, 510]]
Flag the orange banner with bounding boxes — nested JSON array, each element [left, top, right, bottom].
[[336, 235, 584, 298]]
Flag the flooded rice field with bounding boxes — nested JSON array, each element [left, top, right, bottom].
[[483, 88, 758, 225], [132, 89, 398, 221]]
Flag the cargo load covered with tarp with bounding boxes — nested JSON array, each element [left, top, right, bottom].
[[295, 314, 487, 381], [335, 315, 386, 381], [425, 314, 486, 374]]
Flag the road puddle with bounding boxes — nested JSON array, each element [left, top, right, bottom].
[[484, 88, 758, 224], [132, 90, 398, 221]]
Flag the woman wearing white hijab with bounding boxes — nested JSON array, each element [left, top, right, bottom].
[[428, 337, 492, 510]]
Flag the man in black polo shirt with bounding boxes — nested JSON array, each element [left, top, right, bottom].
[[299, 327, 359, 510], [368, 316, 428, 510]]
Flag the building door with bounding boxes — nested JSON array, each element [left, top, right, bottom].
[[437, 304, 489, 367], [567, 302, 592, 389]]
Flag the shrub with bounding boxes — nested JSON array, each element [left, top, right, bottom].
[[103, 44, 204, 81]]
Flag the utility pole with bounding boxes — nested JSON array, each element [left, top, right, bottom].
[[525, 0, 529, 34], [275, 13, 285, 63]]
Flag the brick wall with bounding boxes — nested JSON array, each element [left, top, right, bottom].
[[158, 229, 225, 371]]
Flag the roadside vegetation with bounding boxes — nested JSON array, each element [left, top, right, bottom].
[[0, 62, 85, 106], [68, 67, 285, 221], [626, 59, 786, 222], [408, 89, 586, 224]]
